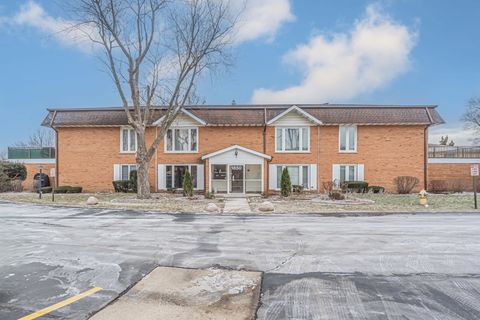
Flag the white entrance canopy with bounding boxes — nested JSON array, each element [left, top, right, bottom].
[[202, 145, 270, 194]]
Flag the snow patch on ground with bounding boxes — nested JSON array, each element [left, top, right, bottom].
[[191, 268, 257, 295]]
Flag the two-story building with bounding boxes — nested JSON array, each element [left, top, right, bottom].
[[41, 104, 444, 193]]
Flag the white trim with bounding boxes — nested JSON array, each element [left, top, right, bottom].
[[164, 127, 199, 153], [120, 127, 137, 153], [271, 164, 313, 190], [161, 164, 203, 190], [153, 108, 206, 126], [275, 126, 310, 153], [267, 105, 322, 125], [338, 125, 357, 153], [428, 158, 480, 164], [201, 145, 271, 160], [333, 164, 363, 183], [7, 159, 55, 164]]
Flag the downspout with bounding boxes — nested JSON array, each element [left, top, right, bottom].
[[50, 110, 59, 186], [263, 108, 270, 193], [317, 126, 320, 192], [155, 126, 158, 192], [424, 107, 434, 190]]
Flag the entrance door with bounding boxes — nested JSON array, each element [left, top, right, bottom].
[[230, 165, 244, 193]]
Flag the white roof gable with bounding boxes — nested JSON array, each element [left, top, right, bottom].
[[267, 105, 322, 126], [153, 108, 206, 126], [201, 145, 271, 160]]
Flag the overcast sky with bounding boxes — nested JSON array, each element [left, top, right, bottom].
[[0, 0, 479, 151]]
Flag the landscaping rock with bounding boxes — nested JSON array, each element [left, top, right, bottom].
[[86, 196, 99, 205], [258, 201, 274, 212], [205, 202, 219, 212]]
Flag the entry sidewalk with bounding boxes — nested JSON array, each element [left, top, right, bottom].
[[222, 197, 252, 213]]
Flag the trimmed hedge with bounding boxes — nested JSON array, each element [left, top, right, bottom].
[[368, 186, 385, 193], [40, 186, 82, 194], [343, 181, 369, 193], [129, 170, 138, 193]]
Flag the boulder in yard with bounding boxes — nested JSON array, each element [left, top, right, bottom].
[[258, 201, 274, 212], [205, 202, 219, 212], [86, 196, 99, 205]]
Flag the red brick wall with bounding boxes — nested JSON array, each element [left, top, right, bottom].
[[22, 163, 56, 191], [428, 162, 478, 192]]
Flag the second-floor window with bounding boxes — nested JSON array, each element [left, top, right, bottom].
[[275, 127, 309, 152], [165, 128, 198, 152], [121, 128, 137, 153], [339, 125, 357, 152]]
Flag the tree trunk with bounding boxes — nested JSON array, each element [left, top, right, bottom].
[[136, 139, 151, 199]]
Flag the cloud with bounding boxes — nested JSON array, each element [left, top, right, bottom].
[[429, 122, 477, 146], [232, 0, 295, 44], [10, 1, 97, 52], [252, 4, 417, 104]]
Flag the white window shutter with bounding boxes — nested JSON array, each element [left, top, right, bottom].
[[197, 165, 204, 190], [158, 165, 166, 189], [310, 164, 317, 190], [332, 165, 340, 184], [113, 164, 121, 181], [269, 164, 277, 190], [357, 164, 365, 181]]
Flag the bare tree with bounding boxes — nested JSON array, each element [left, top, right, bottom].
[[69, 0, 235, 198], [463, 98, 480, 144], [15, 128, 55, 147]]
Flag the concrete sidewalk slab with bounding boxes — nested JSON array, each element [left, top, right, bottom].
[[223, 197, 252, 213], [90, 267, 262, 320]]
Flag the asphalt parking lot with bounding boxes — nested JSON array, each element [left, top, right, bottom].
[[2, 202, 480, 319]]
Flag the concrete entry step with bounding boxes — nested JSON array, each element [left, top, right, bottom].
[[90, 267, 262, 320], [223, 197, 252, 213]]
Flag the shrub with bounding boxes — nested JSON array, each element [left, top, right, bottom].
[[0, 162, 27, 181], [344, 181, 369, 193], [10, 180, 23, 192], [129, 170, 138, 193], [368, 186, 385, 193], [430, 180, 449, 193], [323, 181, 334, 194], [394, 176, 419, 194], [41, 187, 53, 193], [204, 191, 214, 199], [450, 179, 466, 193], [0, 171, 12, 193], [330, 191, 345, 200], [183, 170, 193, 197], [113, 180, 131, 193], [292, 185, 304, 194], [280, 167, 291, 197]]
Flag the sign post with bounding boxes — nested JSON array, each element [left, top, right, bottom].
[[38, 166, 43, 199], [471, 164, 479, 209]]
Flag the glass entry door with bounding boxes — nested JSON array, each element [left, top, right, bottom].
[[230, 165, 244, 193]]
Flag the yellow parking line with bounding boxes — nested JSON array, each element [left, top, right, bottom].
[[18, 287, 102, 320]]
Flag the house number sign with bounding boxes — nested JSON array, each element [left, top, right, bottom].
[[230, 165, 243, 170]]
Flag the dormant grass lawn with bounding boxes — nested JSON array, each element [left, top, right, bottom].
[[248, 193, 479, 214], [0, 192, 224, 213]]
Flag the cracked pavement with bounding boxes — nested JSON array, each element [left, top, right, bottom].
[[1, 202, 480, 319]]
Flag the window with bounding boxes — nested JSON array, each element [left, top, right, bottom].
[[212, 164, 227, 193], [245, 164, 262, 193], [121, 164, 137, 180], [120, 128, 137, 153], [165, 128, 198, 152], [275, 127, 309, 152], [276, 165, 309, 189], [339, 165, 356, 183], [165, 165, 198, 189], [339, 125, 357, 152]]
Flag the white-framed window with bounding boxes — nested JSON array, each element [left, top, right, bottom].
[[120, 127, 137, 153], [165, 127, 198, 152], [276, 165, 309, 189], [121, 164, 137, 180], [166, 164, 198, 189], [332, 164, 364, 185], [339, 125, 357, 152], [275, 127, 309, 152]]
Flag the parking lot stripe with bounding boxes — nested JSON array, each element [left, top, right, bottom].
[[18, 287, 102, 320]]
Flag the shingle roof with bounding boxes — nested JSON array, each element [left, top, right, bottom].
[[42, 104, 444, 127]]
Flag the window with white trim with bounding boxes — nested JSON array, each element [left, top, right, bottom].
[[121, 164, 137, 180], [165, 128, 198, 152], [276, 165, 309, 189], [275, 127, 309, 152], [339, 125, 357, 152], [165, 165, 198, 189], [339, 165, 356, 183], [120, 128, 137, 152]]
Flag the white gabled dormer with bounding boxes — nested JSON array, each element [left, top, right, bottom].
[[153, 108, 206, 153], [267, 105, 321, 153]]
